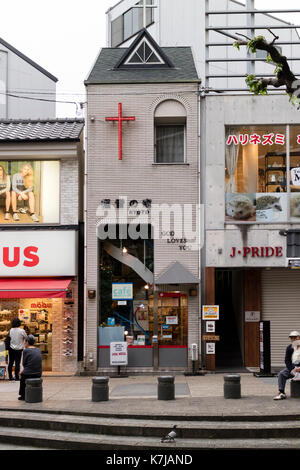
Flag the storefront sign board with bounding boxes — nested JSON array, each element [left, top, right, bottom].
[[206, 321, 215, 333], [0, 230, 77, 276], [202, 335, 220, 342], [291, 168, 300, 186], [245, 311, 260, 322], [112, 283, 133, 300], [206, 343, 215, 355], [166, 316, 178, 325], [202, 305, 219, 320], [110, 342, 128, 366]]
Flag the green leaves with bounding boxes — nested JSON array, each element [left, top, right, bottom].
[[245, 75, 268, 95], [247, 35, 266, 53]]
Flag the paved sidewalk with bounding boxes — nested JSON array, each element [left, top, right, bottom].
[[0, 373, 298, 418]]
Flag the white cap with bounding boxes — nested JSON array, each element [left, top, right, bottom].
[[289, 331, 300, 337]]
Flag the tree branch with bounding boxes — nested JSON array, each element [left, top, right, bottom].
[[233, 33, 297, 96]]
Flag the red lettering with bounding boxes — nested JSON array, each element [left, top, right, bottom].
[[251, 247, 260, 258], [260, 247, 265, 257], [3, 247, 20, 267], [275, 247, 283, 257], [265, 247, 274, 257], [243, 247, 251, 257], [23, 246, 39, 267]]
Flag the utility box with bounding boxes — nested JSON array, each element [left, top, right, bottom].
[[191, 343, 198, 361]]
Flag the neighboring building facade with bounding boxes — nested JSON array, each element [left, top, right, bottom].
[[85, 30, 201, 372], [0, 37, 57, 119], [0, 118, 84, 373], [106, 0, 300, 90], [205, 94, 300, 370]]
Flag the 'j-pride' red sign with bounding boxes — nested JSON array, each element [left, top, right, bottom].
[[230, 246, 283, 258]]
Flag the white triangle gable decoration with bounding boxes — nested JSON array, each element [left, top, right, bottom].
[[115, 29, 174, 69], [125, 37, 165, 65]]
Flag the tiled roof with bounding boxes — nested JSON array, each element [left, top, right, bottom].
[[86, 47, 199, 85], [0, 119, 84, 142]]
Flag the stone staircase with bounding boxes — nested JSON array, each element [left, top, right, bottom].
[[0, 410, 300, 450]]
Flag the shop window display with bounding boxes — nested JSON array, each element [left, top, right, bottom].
[[225, 125, 300, 223], [98, 224, 154, 346], [0, 299, 55, 371], [0, 160, 60, 224], [148, 292, 188, 346]]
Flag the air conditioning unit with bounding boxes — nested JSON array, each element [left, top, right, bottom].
[[287, 258, 300, 269]]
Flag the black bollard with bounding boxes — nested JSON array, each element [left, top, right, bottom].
[[92, 376, 109, 402], [158, 376, 175, 400], [224, 374, 241, 399], [290, 380, 300, 398], [25, 378, 43, 403]]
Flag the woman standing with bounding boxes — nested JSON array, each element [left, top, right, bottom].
[[11, 163, 39, 222], [8, 318, 27, 381], [0, 165, 11, 221], [19, 335, 42, 401]]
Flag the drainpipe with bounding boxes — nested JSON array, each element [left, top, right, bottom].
[[199, 84, 207, 370]]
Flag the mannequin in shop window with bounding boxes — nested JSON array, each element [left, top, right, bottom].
[[18, 335, 42, 401]]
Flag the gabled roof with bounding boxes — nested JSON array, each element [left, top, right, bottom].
[[0, 37, 58, 83], [0, 119, 84, 143], [85, 30, 199, 85], [156, 261, 199, 285]]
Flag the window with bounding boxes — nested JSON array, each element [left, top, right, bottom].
[[111, 16, 123, 48], [225, 125, 300, 223], [0, 160, 60, 224], [155, 126, 185, 163], [154, 100, 187, 164], [111, 0, 154, 47], [125, 37, 164, 65], [98, 224, 154, 346]]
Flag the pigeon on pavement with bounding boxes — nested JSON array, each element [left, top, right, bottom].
[[161, 425, 177, 443]]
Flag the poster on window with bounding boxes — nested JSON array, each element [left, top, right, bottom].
[[256, 193, 287, 223], [133, 301, 149, 332], [225, 193, 256, 222], [0, 161, 60, 224], [290, 194, 300, 222]]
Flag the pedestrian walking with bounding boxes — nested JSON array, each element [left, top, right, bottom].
[[18, 334, 42, 401], [273, 331, 300, 400], [7, 318, 27, 381]]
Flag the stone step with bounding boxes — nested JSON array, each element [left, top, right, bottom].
[[1, 411, 300, 440], [0, 425, 300, 450]]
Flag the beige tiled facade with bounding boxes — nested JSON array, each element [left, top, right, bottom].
[[85, 82, 201, 371]]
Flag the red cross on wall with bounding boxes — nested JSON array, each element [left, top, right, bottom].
[[106, 103, 136, 160]]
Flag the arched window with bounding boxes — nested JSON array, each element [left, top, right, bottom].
[[154, 100, 187, 164]]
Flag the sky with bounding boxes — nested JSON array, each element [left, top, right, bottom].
[[0, 0, 299, 118]]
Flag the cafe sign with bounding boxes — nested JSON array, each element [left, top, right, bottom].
[[112, 283, 133, 300]]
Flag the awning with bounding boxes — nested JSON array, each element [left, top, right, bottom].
[[155, 261, 199, 285], [0, 277, 73, 298]]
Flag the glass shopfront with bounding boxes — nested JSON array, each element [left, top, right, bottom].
[[97, 224, 188, 368], [225, 125, 300, 223]]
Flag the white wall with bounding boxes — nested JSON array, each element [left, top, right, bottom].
[[107, 0, 300, 90], [0, 51, 7, 119], [40, 161, 60, 223], [0, 43, 56, 119]]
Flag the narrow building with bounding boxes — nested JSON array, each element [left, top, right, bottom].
[[85, 30, 201, 373]]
